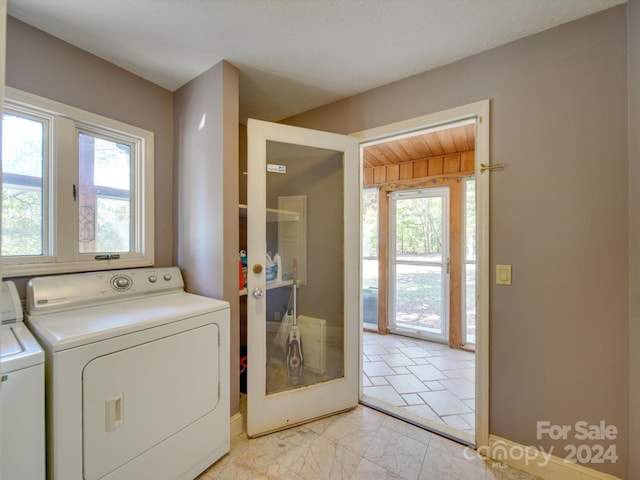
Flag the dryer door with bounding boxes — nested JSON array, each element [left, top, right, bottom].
[[82, 323, 220, 480]]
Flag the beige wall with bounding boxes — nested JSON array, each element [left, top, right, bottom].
[[628, 1, 640, 478], [5, 17, 174, 274], [174, 61, 240, 416], [286, 6, 630, 478]]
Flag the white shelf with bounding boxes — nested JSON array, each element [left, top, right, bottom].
[[238, 204, 299, 222], [239, 279, 294, 296]]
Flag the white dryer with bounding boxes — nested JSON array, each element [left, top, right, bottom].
[[26, 267, 230, 480], [1, 280, 45, 480]]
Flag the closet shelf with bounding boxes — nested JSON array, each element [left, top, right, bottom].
[[238, 204, 299, 222]]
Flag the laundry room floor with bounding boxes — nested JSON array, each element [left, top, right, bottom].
[[197, 404, 540, 480]]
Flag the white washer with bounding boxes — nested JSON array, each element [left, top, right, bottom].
[[26, 267, 230, 480], [1, 280, 45, 480]]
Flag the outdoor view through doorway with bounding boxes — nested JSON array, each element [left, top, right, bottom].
[[360, 118, 478, 444]]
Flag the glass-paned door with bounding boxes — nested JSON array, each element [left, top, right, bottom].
[[246, 119, 359, 437], [389, 187, 450, 342]]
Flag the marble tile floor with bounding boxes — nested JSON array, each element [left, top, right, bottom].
[[197, 404, 540, 480], [362, 330, 476, 437]]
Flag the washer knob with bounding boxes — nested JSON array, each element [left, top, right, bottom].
[[163, 274, 172, 281], [112, 275, 131, 290], [149, 275, 157, 283]]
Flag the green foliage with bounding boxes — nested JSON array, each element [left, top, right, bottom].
[[395, 196, 442, 257], [2, 187, 42, 256]]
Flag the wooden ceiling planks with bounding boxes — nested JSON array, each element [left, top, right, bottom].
[[363, 123, 475, 169]]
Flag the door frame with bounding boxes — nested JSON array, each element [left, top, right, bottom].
[[388, 186, 451, 343], [351, 99, 490, 449]]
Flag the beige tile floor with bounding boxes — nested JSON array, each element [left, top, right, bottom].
[[362, 331, 476, 437], [197, 404, 540, 480]]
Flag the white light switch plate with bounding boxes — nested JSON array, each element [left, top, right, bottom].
[[496, 264, 512, 285]]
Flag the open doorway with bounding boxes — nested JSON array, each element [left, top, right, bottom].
[[355, 101, 489, 447]]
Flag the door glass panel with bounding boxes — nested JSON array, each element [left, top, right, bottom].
[[395, 196, 443, 263], [264, 141, 344, 395], [394, 264, 445, 335], [390, 188, 449, 342]]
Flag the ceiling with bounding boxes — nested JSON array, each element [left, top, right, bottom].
[[7, 0, 626, 123], [363, 123, 475, 169]]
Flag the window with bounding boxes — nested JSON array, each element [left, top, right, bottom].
[[462, 177, 476, 346], [362, 187, 379, 327], [1, 88, 154, 276]]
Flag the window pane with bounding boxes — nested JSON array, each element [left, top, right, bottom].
[[362, 188, 379, 326], [96, 197, 130, 252], [1, 113, 44, 256], [78, 133, 131, 253], [465, 178, 476, 262]]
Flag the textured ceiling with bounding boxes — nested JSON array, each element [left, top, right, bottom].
[[7, 0, 626, 122]]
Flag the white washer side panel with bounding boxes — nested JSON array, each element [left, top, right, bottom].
[[0, 364, 45, 480], [83, 324, 219, 480]]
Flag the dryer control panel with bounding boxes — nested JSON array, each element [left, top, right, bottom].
[[26, 267, 184, 315]]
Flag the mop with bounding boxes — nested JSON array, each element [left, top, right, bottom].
[[276, 284, 304, 385], [286, 283, 303, 384], [274, 288, 294, 354]]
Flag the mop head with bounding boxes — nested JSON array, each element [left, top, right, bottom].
[[274, 311, 294, 354], [286, 325, 304, 384]]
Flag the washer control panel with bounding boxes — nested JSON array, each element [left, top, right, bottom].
[[27, 267, 185, 314]]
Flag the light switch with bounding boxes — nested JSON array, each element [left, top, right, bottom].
[[496, 264, 512, 285]]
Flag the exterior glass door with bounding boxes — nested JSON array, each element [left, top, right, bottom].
[[389, 187, 450, 342], [246, 119, 359, 437]]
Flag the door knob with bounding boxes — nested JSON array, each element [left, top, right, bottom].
[[252, 287, 264, 299]]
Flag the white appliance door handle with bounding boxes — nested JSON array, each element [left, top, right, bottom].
[[106, 392, 124, 431]]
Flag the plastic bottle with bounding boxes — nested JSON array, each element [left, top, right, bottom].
[[239, 250, 248, 288], [265, 253, 275, 282], [274, 253, 282, 282]]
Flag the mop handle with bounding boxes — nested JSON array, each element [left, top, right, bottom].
[[292, 281, 298, 326]]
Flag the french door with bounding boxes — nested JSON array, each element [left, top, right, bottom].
[[389, 187, 450, 343], [246, 119, 359, 437]]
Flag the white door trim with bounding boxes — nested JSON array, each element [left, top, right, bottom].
[[351, 99, 490, 449]]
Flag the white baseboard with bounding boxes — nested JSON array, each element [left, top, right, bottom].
[[230, 412, 243, 439], [487, 435, 621, 480]]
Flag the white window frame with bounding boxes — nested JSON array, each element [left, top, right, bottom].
[[2, 87, 154, 276]]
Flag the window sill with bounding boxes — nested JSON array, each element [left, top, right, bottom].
[[1, 257, 154, 279]]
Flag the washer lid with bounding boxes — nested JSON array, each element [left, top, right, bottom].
[[26, 292, 229, 352], [0, 324, 44, 374], [1, 281, 23, 324]]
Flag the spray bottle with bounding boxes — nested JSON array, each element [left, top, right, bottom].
[[274, 253, 282, 282]]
